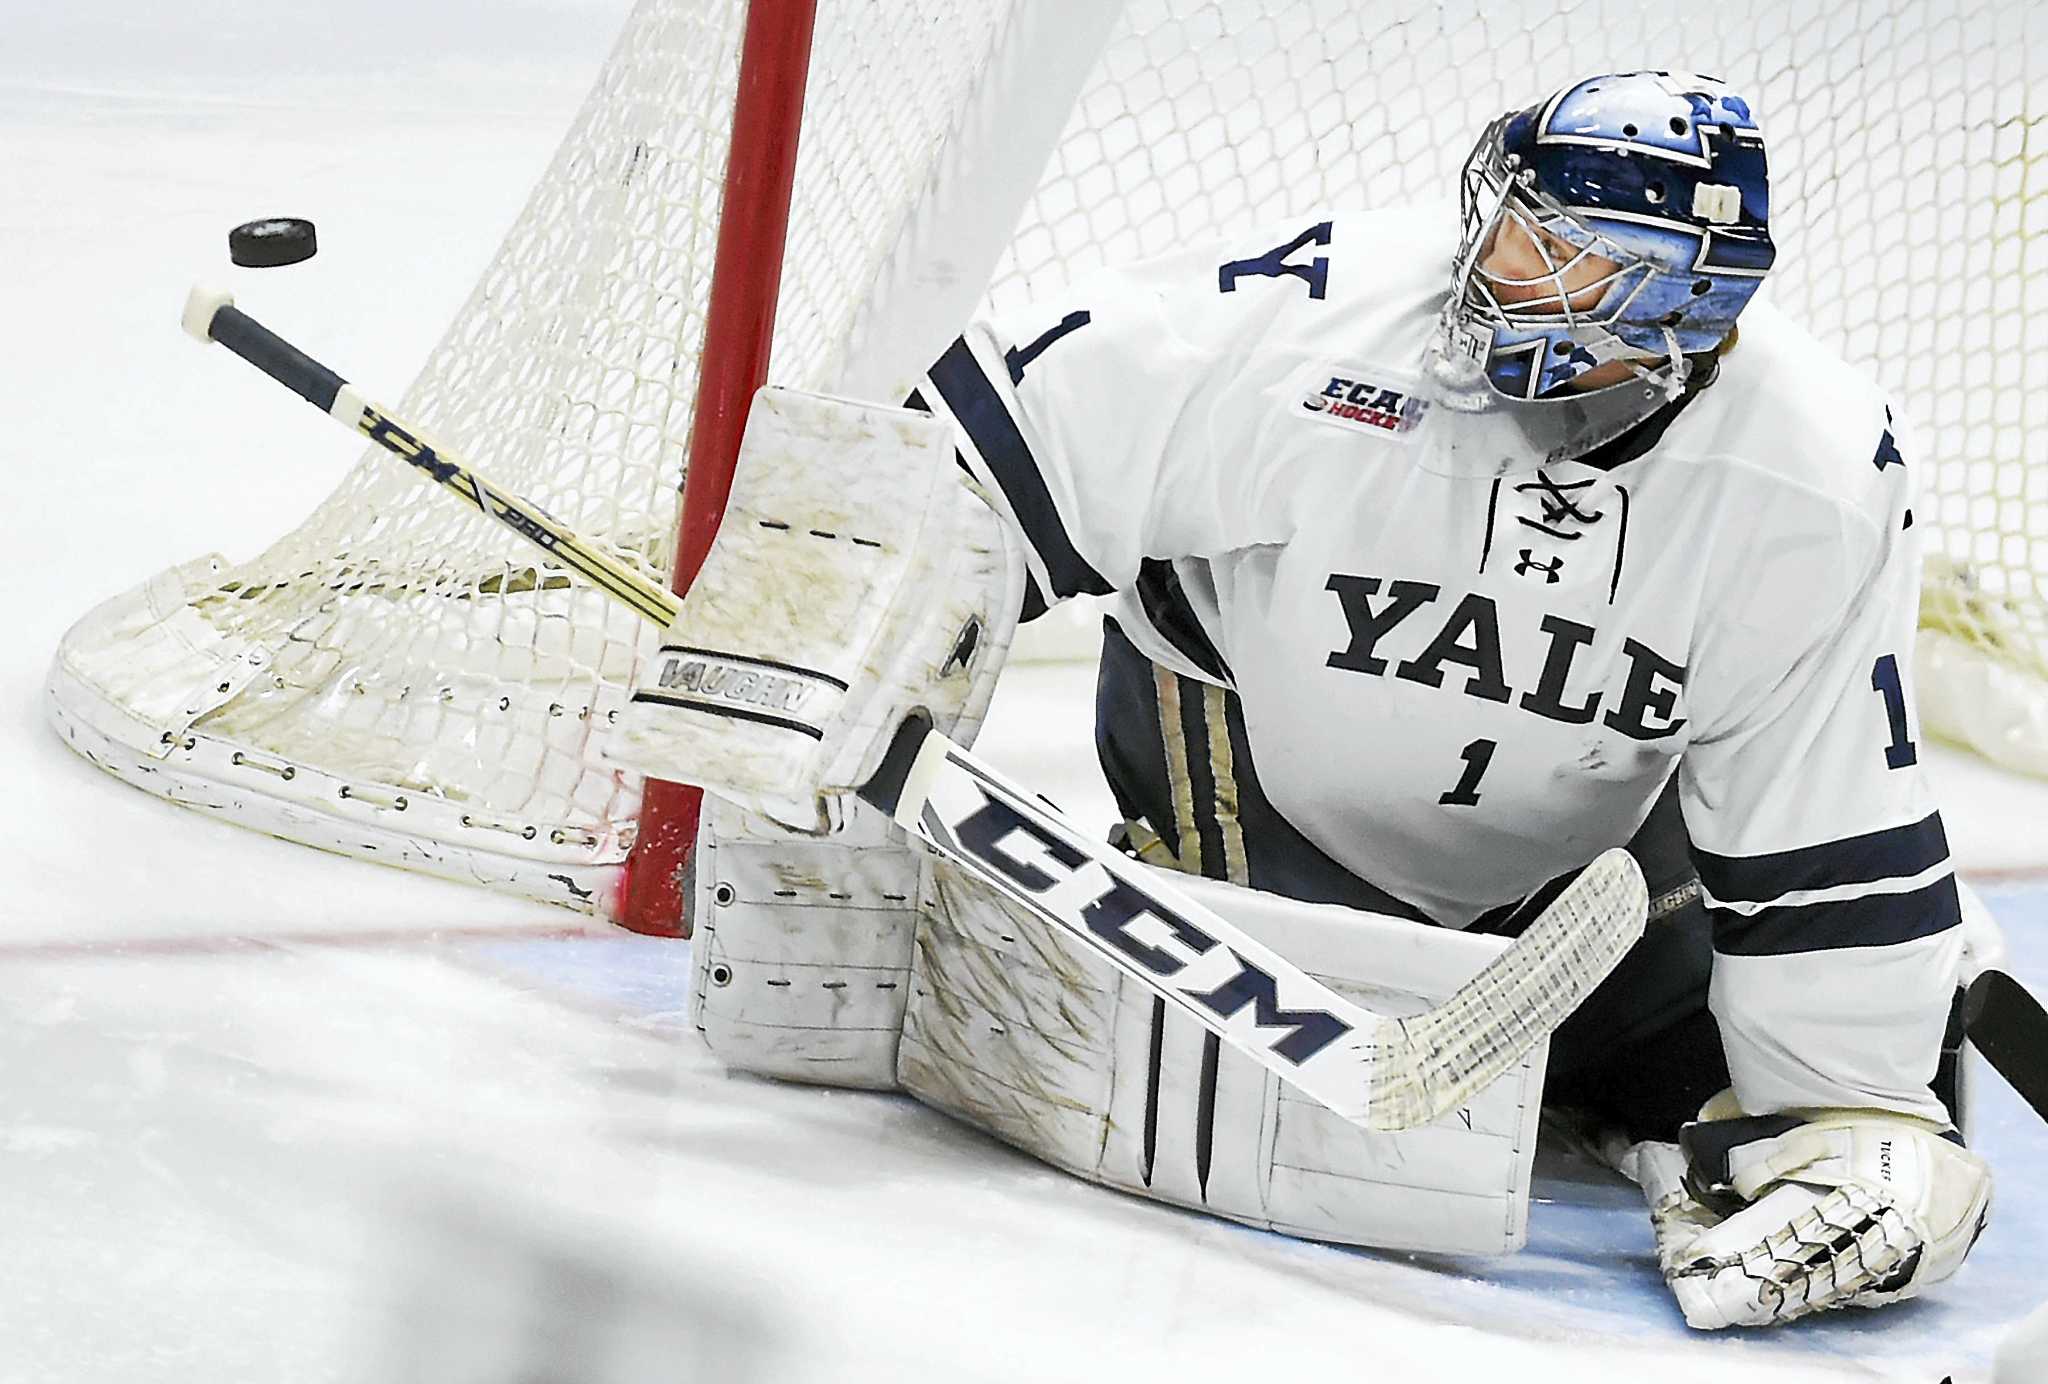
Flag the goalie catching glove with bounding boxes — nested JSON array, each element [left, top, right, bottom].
[[609, 387, 1026, 830], [1614, 1091, 1992, 1329]]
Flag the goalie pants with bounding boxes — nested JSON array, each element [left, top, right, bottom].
[[1093, 616, 1727, 1143]]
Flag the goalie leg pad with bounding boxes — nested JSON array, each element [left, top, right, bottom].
[[689, 794, 921, 1089], [609, 387, 1027, 832], [898, 860, 1550, 1256]]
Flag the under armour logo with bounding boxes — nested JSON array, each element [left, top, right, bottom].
[[1515, 550, 1565, 583], [1515, 470, 1605, 539]]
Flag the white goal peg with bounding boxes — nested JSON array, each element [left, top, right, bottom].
[[1692, 182, 1743, 224]]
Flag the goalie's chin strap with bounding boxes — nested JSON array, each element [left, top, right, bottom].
[[1616, 325, 1693, 401], [1572, 350, 1720, 473]]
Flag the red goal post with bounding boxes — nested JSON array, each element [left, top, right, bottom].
[[620, 0, 821, 936]]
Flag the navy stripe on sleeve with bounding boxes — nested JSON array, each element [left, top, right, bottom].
[[926, 336, 1113, 600], [1711, 871, 1961, 956], [912, 386, 1057, 624], [1693, 811, 1950, 906]]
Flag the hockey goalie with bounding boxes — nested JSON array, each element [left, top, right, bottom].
[[609, 71, 1995, 1329]]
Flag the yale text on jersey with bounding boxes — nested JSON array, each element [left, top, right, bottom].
[[1324, 574, 1687, 740]]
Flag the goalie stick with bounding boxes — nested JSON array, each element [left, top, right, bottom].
[[182, 286, 1649, 1132], [1964, 969, 2048, 1125], [179, 287, 677, 627]]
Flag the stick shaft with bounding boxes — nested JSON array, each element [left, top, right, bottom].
[[203, 301, 681, 627], [1965, 969, 2048, 1123]]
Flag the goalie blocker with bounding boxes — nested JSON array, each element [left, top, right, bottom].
[[610, 389, 1029, 832]]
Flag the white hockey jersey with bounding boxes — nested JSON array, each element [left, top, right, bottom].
[[915, 205, 1964, 1123]]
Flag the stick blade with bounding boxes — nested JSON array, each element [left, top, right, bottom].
[[1367, 847, 1647, 1130]]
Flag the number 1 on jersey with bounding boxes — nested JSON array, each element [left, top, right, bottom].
[[1871, 653, 1918, 769], [1439, 738, 1497, 807]]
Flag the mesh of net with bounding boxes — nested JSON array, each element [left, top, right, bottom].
[[146, 0, 1020, 861], [68, 0, 2048, 883]]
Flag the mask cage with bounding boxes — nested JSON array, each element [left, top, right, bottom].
[[1448, 115, 1689, 400]]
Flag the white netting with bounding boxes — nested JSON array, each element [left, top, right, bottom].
[[49, 0, 2048, 912]]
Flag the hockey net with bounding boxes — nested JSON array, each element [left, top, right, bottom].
[[46, 0, 2048, 930]]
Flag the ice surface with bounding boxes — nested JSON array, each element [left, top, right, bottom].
[[3, 5, 2045, 1381]]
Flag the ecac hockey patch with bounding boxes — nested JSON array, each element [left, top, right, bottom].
[[1299, 370, 1427, 441]]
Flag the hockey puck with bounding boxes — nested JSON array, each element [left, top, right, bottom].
[[228, 217, 318, 268]]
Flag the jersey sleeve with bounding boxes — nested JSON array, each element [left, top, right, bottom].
[[909, 223, 1334, 616], [1678, 413, 1963, 1124]]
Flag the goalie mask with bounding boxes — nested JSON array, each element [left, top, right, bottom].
[[1417, 72, 1774, 473]]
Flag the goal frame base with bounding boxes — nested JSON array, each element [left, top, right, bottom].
[[46, 654, 623, 914]]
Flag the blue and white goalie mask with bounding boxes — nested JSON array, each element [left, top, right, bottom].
[[1432, 72, 1775, 433]]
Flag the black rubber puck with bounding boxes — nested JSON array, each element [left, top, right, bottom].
[[229, 217, 318, 268]]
